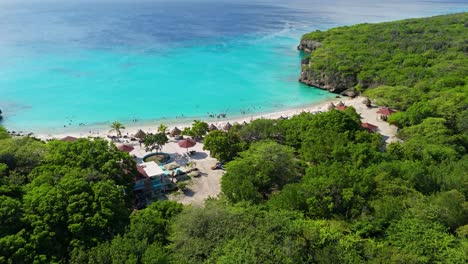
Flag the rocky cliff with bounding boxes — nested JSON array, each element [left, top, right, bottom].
[[297, 39, 322, 53], [297, 39, 357, 95]]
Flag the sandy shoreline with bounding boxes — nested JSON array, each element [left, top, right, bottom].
[[34, 96, 351, 140], [13, 94, 399, 146]]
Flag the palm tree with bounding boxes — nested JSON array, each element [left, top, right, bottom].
[[109, 121, 125, 137], [157, 124, 168, 134]]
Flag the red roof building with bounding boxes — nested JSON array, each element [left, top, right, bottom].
[[361, 122, 379, 132], [376, 107, 396, 121], [136, 165, 149, 178], [334, 101, 347, 111], [335, 105, 348, 111], [376, 107, 396, 116]]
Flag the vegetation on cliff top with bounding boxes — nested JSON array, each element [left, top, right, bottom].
[[301, 12, 467, 92], [302, 12, 467, 135]]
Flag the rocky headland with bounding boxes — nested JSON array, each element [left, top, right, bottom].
[[297, 39, 358, 97]]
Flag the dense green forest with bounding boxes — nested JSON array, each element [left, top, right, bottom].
[[300, 12, 467, 94], [1, 13, 468, 263]]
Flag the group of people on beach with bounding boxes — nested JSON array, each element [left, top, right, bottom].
[[207, 112, 227, 119], [64, 122, 86, 128]]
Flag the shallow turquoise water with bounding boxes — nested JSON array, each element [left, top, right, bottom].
[[1, 35, 334, 132], [0, 1, 466, 133]]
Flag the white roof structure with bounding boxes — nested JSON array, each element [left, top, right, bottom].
[[139, 161, 165, 178]]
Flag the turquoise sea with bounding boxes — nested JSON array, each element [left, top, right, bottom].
[[0, 0, 467, 133]]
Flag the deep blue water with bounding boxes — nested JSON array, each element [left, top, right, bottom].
[[0, 0, 466, 133]]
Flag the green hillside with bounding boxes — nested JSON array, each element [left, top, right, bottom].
[[299, 12, 467, 94]]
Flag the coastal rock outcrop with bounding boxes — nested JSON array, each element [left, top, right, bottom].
[[298, 39, 357, 94], [299, 67, 357, 94], [297, 39, 322, 53], [341, 90, 358, 98]]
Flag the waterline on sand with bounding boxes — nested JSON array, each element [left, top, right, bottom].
[[34, 94, 338, 139]]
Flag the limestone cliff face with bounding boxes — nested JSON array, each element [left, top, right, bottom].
[[299, 66, 357, 94], [298, 39, 356, 94], [297, 39, 322, 53]]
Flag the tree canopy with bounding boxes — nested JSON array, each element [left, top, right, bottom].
[[144, 133, 169, 152], [302, 13, 467, 92], [221, 141, 300, 203]]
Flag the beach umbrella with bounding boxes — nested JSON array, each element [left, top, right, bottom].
[[135, 129, 147, 140], [178, 138, 196, 152], [170, 127, 181, 136], [61, 136, 78, 142], [208, 124, 218, 131], [223, 122, 232, 131], [117, 144, 134, 153], [327, 102, 335, 110]]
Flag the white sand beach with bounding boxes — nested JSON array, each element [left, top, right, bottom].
[[35, 97, 347, 140], [35, 96, 398, 143]]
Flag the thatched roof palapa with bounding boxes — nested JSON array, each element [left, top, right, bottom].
[[61, 136, 78, 142], [135, 129, 147, 139], [208, 124, 218, 131], [223, 122, 232, 131], [170, 127, 181, 136]]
